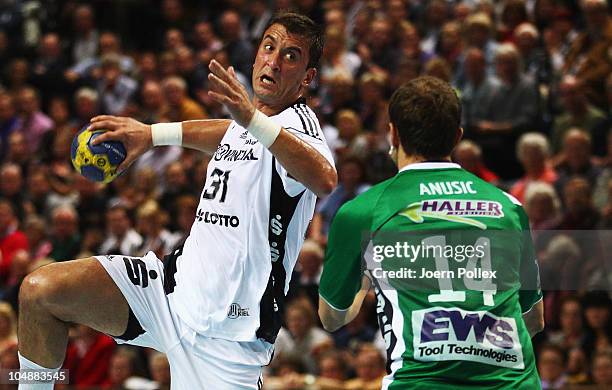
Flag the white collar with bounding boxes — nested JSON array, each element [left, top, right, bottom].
[[398, 162, 461, 173]]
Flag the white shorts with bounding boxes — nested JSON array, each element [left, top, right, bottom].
[[96, 251, 266, 390]]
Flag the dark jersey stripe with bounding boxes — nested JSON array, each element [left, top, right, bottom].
[[299, 104, 320, 139], [256, 158, 304, 343]]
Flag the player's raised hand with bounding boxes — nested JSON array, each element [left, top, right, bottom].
[[88, 115, 153, 173], [207, 59, 255, 127]]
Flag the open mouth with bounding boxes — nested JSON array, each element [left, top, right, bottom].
[[260, 75, 276, 85]]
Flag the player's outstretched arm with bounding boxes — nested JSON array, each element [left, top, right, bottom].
[[207, 59, 337, 198], [88, 115, 231, 172]]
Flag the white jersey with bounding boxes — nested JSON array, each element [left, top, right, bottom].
[[168, 98, 334, 345]]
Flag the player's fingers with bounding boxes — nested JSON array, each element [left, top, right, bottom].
[[88, 119, 121, 132], [208, 59, 232, 83], [209, 60, 242, 91], [90, 130, 121, 145], [207, 90, 233, 106], [207, 73, 234, 97], [228, 66, 237, 80], [90, 115, 118, 123]]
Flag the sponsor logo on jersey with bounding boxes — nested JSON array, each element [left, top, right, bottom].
[[399, 200, 504, 230], [227, 303, 250, 319], [196, 209, 240, 227], [270, 215, 283, 262], [412, 307, 524, 369], [213, 144, 258, 161]]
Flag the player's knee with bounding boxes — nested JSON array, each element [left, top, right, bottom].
[[19, 263, 68, 310]]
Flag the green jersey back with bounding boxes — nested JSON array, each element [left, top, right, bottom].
[[319, 163, 542, 389]]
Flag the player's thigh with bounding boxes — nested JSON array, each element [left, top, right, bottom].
[[22, 257, 129, 337]]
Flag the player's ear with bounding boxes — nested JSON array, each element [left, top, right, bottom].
[[388, 123, 400, 147], [455, 127, 464, 146], [303, 68, 317, 87]]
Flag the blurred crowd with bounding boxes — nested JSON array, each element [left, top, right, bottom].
[[0, 0, 610, 389]]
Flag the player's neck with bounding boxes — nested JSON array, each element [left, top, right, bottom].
[[253, 94, 302, 117], [397, 151, 452, 171]]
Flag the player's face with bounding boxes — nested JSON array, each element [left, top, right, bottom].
[[253, 24, 315, 109]]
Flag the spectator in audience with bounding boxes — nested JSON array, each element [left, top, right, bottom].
[[138, 80, 168, 124], [511, 132, 557, 202], [192, 21, 223, 55], [473, 43, 540, 178], [6, 59, 30, 94], [49, 205, 82, 262], [562, 0, 612, 108], [345, 344, 387, 390], [106, 347, 156, 389], [274, 299, 334, 373], [74, 174, 106, 232], [538, 343, 568, 389], [289, 239, 324, 306], [174, 195, 197, 237], [548, 297, 585, 350], [551, 75, 607, 155], [460, 12, 499, 82], [365, 16, 396, 73], [591, 348, 612, 385], [22, 216, 51, 263], [311, 157, 369, 243], [558, 176, 600, 230], [136, 200, 180, 258], [218, 9, 254, 78], [0, 302, 17, 356], [582, 291, 612, 358], [0, 199, 28, 283], [0, 94, 19, 161], [435, 21, 463, 76], [149, 352, 171, 390], [0, 163, 24, 220], [357, 72, 388, 134], [320, 26, 362, 83], [162, 76, 207, 122], [566, 347, 590, 385], [30, 33, 68, 105], [524, 183, 562, 245], [97, 54, 138, 116], [99, 205, 143, 256], [70, 5, 99, 65], [175, 46, 207, 100], [63, 325, 115, 388], [554, 129, 601, 193], [452, 140, 500, 185], [0, 249, 31, 314], [15, 86, 53, 154], [73, 87, 100, 131], [460, 47, 499, 136]]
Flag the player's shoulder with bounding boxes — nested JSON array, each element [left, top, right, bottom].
[[458, 170, 529, 228], [274, 97, 324, 141], [336, 175, 398, 222]]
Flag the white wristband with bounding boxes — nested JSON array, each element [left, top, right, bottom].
[[151, 122, 183, 146], [246, 109, 282, 148]]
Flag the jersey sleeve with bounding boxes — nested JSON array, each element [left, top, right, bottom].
[[517, 206, 543, 313], [319, 201, 366, 310], [274, 107, 335, 197]]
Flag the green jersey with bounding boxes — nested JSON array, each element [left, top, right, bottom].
[[319, 162, 542, 389]]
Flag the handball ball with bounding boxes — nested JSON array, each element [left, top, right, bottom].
[[70, 126, 126, 183]]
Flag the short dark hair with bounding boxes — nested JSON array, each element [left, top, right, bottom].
[[263, 12, 324, 69], [389, 76, 461, 159]]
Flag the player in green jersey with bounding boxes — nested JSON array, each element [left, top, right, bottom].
[[318, 76, 544, 389]]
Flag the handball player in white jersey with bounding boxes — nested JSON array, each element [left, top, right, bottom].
[[17, 13, 336, 390]]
